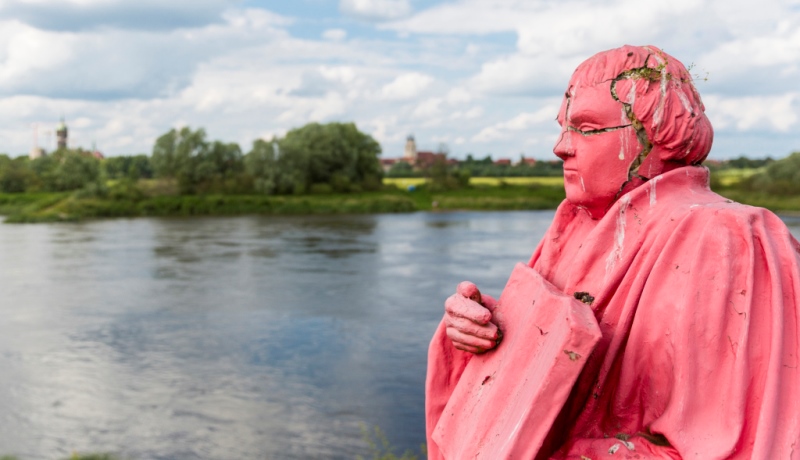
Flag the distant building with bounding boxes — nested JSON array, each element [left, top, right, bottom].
[[90, 142, 105, 159], [56, 118, 68, 149], [381, 134, 455, 172], [380, 158, 398, 172], [517, 156, 537, 166], [415, 151, 448, 169], [494, 158, 512, 166], [29, 147, 46, 160], [403, 135, 417, 162], [29, 123, 47, 159]]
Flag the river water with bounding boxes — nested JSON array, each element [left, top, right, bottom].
[[0, 212, 798, 460]]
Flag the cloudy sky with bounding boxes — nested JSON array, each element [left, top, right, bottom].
[[0, 0, 798, 160]]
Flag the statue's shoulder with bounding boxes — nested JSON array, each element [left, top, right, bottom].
[[658, 190, 796, 248]]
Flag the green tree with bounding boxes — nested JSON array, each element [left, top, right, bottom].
[[244, 138, 278, 194], [190, 140, 244, 192], [103, 154, 153, 180], [151, 127, 208, 180], [0, 155, 35, 193], [276, 122, 383, 193], [152, 127, 249, 193], [27, 149, 101, 192], [742, 151, 800, 195], [386, 161, 416, 178]]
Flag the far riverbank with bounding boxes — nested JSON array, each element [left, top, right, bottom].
[[2, 172, 799, 223]]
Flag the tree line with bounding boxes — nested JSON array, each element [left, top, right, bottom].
[[385, 154, 565, 178], [0, 119, 796, 197], [0, 122, 384, 195]]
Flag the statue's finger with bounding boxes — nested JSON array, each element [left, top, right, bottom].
[[446, 327, 496, 351], [444, 315, 499, 340], [452, 342, 486, 354], [445, 294, 491, 325]]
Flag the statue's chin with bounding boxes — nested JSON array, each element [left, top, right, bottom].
[[564, 188, 616, 220]]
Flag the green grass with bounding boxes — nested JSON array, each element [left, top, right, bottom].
[[0, 454, 118, 460], [1, 192, 418, 223], [357, 425, 426, 460], [428, 185, 565, 211], [3, 169, 799, 223], [713, 188, 800, 213]]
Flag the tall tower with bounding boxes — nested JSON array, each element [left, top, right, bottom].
[[56, 118, 68, 150], [29, 123, 46, 159], [403, 135, 417, 162]]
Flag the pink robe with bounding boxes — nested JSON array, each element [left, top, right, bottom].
[[426, 166, 800, 459]]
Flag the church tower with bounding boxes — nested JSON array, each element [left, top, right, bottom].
[[29, 123, 46, 159], [403, 135, 417, 162], [56, 118, 68, 150]]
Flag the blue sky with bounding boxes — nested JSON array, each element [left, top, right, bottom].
[[0, 0, 798, 160]]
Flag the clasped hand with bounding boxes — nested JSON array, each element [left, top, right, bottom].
[[444, 281, 502, 354]]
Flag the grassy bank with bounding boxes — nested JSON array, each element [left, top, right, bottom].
[[0, 183, 567, 223], [2, 171, 798, 223], [713, 189, 800, 214], [0, 192, 417, 223]]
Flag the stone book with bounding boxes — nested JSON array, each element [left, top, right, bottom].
[[432, 262, 602, 459]]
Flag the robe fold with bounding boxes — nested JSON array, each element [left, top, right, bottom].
[[426, 166, 800, 459]]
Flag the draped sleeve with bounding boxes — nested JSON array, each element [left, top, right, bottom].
[[554, 205, 800, 459]]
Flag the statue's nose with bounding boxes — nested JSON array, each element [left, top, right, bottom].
[[553, 130, 575, 160]]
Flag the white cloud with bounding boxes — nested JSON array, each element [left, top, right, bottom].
[[339, 0, 411, 21], [472, 104, 558, 143], [445, 87, 472, 104], [704, 93, 800, 132], [0, 0, 798, 160], [0, 9, 291, 100], [450, 106, 483, 120], [319, 66, 358, 85], [322, 28, 347, 41], [0, 0, 237, 31], [380, 72, 433, 100], [412, 98, 442, 118], [468, 53, 584, 97]]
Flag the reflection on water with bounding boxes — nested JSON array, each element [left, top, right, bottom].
[[1, 212, 797, 459], [0, 212, 552, 459]]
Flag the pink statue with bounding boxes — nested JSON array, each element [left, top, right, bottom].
[[426, 45, 800, 459]]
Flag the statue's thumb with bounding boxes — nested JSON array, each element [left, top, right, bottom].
[[457, 281, 483, 305]]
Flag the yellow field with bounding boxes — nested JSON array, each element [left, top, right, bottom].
[[469, 177, 564, 186], [383, 177, 564, 188], [383, 177, 428, 189], [713, 168, 762, 187]]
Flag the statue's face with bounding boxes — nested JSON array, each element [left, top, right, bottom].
[[553, 81, 640, 218]]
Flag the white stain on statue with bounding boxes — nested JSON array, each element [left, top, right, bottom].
[[606, 194, 631, 274], [623, 440, 635, 450], [627, 83, 636, 110], [580, 176, 586, 192], [619, 84, 636, 161], [649, 176, 662, 207]]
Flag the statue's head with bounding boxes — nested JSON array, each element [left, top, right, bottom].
[[553, 45, 713, 218]]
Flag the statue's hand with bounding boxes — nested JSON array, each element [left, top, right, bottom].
[[444, 281, 501, 354]]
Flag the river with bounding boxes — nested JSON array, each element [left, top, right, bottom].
[[0, 211, 798, 459]]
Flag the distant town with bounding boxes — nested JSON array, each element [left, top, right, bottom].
[[28, 119, 105, 161]]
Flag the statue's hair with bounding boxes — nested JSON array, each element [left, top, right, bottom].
[[568, 45, 713, 178]]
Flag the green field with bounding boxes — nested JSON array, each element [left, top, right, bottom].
[[711, 167, 762, 187], [384, 176, 564, 188]]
